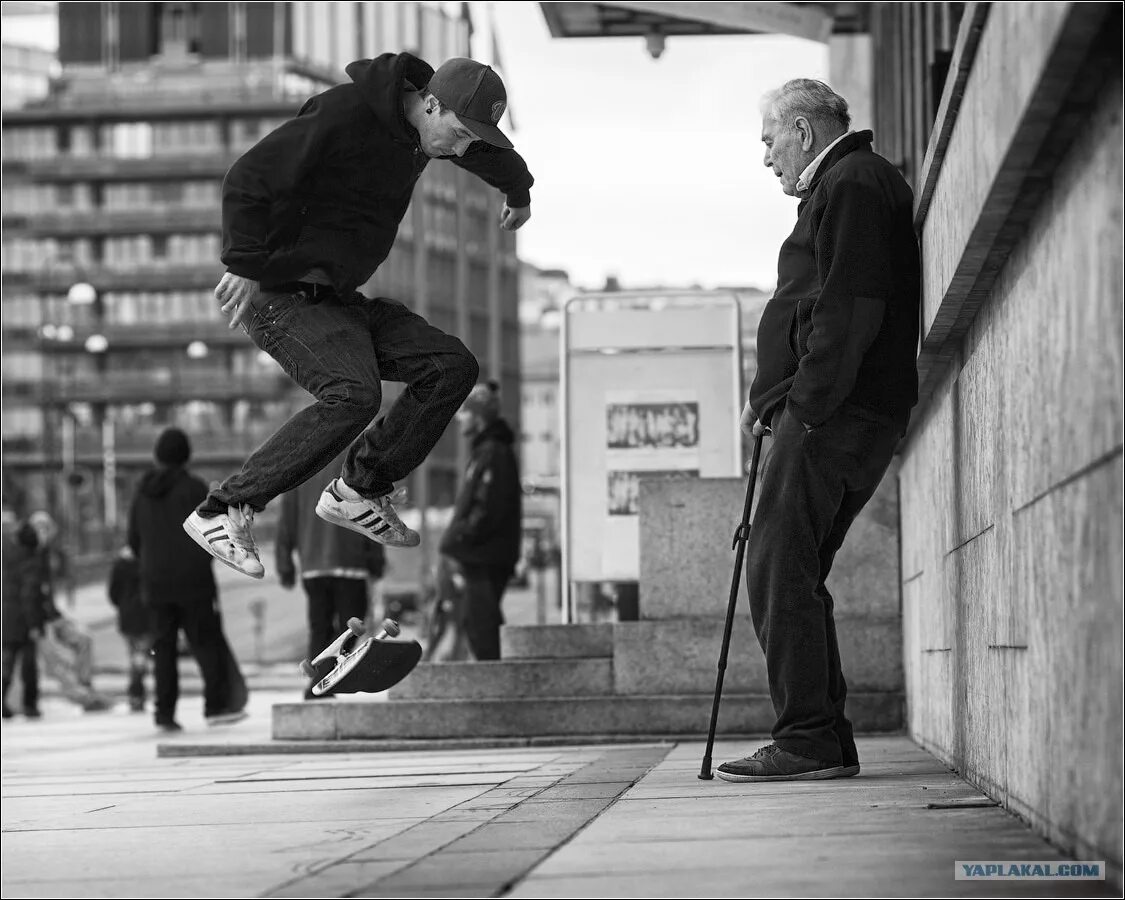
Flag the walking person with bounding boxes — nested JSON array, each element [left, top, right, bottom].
[[718, 80, 920, 782], [439, 381, 522, 661], [182, 52, 533, 578], [25, 511, 112, 713], [2, 511, 44, 720], [275, 452, 386, 700], [129, 427, 246, 732], [107, 546, 151, 712]]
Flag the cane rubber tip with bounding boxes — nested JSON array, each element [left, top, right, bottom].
[[698, 772, 714, 780]]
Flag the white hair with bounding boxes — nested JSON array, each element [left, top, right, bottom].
[[760, 79, 851, 133]]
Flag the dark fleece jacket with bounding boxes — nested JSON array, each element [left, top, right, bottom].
[[440, 419, 522, 569], [128, 467, 216, 603], [749, 130, 921, 431], [221, 52, 535, 294]]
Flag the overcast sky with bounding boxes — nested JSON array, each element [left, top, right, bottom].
[[483, 3, 827, 291]]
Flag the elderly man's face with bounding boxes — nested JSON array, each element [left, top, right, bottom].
[[761, 116, 807, 197]]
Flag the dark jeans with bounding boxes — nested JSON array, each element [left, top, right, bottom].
[[150, 596, 228, 721], [746, 402, 901, 764], [461, 564, 511, 661], [305, 576, 369, 661], [2, 640, 39, 712], [199, 288, 478, 516]]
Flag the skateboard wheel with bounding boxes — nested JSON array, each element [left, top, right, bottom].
[[380, 618, 401, 638], [299, 660, 317, 679], [347, 617, 366, 637]]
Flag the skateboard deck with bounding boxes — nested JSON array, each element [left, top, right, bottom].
[[300, 618, 421, 697]]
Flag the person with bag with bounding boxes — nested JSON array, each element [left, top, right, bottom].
[[25, 511, 112, 713], [128, 427, 247, 732]]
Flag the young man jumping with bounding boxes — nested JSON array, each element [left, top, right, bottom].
[[183, 53, 533, 578]]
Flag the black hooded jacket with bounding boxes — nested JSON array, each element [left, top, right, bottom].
[[749, 131, 921, 431], [221, 52, 535, 294], [439, 419, 522, 569], [127, 466, 216, 603]]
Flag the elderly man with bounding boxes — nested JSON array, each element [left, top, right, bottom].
[[719, 80, 921, 782]]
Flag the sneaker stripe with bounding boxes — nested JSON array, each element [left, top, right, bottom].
[[352, 511, 376, 524], [370, 523, 391, 535], [203, 526, 226, 537]]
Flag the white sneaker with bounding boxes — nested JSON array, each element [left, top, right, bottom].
[[315, 479, 420, 548], [183, 506, 265, 579]]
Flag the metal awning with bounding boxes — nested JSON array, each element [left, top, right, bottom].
[[539, 2, 869, 45]]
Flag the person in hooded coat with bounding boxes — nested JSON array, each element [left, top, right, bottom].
[[128, 428, 244, 731], [439, 381, 522, 661]]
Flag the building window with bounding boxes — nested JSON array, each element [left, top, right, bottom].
[[101, 122, 153, 158], [153, 120, 221, 156], [159, 2, 200, 56]]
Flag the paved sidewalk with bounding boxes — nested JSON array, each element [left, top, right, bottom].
[[1, 693, 1115, 899]]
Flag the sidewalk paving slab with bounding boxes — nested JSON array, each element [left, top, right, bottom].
[[2, 693, 1117, 899]]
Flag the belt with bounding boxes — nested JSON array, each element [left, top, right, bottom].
[[273, 281, 336, 302]]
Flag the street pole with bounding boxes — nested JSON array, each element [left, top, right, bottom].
[[61, 413, 76, 609], [102, 412, 116, 537]]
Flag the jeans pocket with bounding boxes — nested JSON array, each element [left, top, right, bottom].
[[247, 292, 302, 380]]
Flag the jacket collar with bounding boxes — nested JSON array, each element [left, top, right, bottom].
[[801, 129, 874, 198]]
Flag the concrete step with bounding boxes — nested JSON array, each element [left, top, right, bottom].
[[386, 658, 613, 701], [500, 623, 614, 660], [272, 691, 903, 741], [611, 616, 904, 695]]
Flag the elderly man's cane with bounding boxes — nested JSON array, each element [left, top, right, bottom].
[[699, 429, 765, 780]]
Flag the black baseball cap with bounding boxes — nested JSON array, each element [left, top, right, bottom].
[[428, 58, 512, 149]]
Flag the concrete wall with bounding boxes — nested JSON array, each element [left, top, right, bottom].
[[828, 33, 872, 133], [899, 4, 1123, 872], [637, 473, 904, 725]]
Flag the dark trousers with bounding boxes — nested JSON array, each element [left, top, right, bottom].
[[746, 402, 901, 763], [124, 633, 152, 707], [461, 565, 511, 661], [2, 640, 39, 712], [199, 289, 478, 516], [305, 576, 369, 660], [150, 597, 227, 721]]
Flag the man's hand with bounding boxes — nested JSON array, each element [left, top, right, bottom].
[[215, 272, 262, 331], [278, 572, 295, 590], [499, 204, 531, 231], [740, 400, 767, 437]]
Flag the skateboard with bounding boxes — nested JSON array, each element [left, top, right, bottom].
[[299, 617, 422, 697]]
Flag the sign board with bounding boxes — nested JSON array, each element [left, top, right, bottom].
[[560, 291, 743, 621]]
